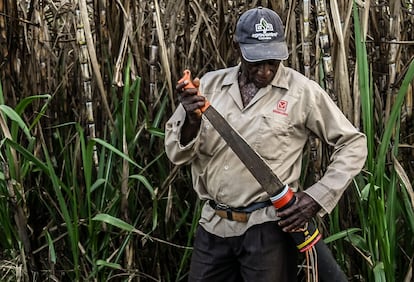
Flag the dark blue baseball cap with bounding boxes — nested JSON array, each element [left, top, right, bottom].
[[234, 7, 289, 62]]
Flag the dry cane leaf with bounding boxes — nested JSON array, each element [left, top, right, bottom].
[[392, 155, 414, 209], [404, 256, 412, 282]]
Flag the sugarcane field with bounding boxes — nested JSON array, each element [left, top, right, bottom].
[[0, 0, 414, 281]]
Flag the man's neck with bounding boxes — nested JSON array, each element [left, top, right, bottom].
[[239, 72, 259, 107]]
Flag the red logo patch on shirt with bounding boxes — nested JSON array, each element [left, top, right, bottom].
[[273, 100, 288, 116]]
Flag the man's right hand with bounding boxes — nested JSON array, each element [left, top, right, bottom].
[[176, 78, 205, 144], [176, 78, 205, 125]]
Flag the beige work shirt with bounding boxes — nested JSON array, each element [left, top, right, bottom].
[[165, 64, 367, 237]]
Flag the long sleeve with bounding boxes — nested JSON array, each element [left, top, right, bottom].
[[303, 82, 367, 215], [164, 104, 200, 165]]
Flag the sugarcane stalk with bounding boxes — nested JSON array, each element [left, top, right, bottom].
[[300, 2, 321, 280], [406, 80, 413, 119], [407, 83, 414, 162], [0, 111, 34, 280], [121, 0, 135, 270], [316, 0, 336, 103], [150, 1, 159, 109], [75, 6, 99, 171], [153, 0, 175, 110], [0, 0, 7, 63], [78, 0, 114, 125], [112, 2, 130, 88], [3, 163, 33, 281], [300, 2, 348, 281], [300, 1, 323, 181], [302, 0, 312, 78], [96, 0, 109, 71], [329, 0, 353, 120], [384, 0, 401, 125], [384, 39, 399, 125]]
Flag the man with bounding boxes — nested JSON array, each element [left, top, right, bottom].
[[165, 6, 367, 282]]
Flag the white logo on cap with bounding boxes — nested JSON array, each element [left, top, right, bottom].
[[252, 18, 278, 40]]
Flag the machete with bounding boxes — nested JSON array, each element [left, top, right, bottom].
[[179, 70, 348, 282], [179, 70, 284, 195]]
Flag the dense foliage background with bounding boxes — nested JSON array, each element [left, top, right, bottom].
[[0, 0, 413, 281]]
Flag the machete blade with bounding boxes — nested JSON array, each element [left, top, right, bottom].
[[203, 106, 285, 196]]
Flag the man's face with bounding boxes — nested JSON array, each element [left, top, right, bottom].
[[240, 58, 280, 88]]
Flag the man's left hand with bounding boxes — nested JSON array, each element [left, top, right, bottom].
[[276, 192, 321, 232]]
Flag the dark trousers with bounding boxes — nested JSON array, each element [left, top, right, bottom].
[[188, 221, 298, 282]]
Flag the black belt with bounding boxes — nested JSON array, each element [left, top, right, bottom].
[[209, 200, 272, 222]]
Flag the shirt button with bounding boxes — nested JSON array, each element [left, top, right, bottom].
[[205, 124, 210, 129], [224, 165, 229, 170]]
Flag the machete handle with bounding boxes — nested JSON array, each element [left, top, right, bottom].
[[178, 69, 210, 116], [270, 186, 322, 252]]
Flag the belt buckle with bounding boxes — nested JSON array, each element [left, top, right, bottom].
[[216, 203, 230, 210]]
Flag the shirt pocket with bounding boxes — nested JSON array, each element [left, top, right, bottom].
[[254, 114, 293, 161]]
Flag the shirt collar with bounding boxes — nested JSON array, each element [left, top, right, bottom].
[[271, 63, 289, 90], [222, 66, 240, 86], [221, 63, 289, 90]]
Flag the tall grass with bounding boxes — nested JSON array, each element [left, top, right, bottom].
[[335, 1, 414, 281], [0, 0, 413, 281], [0, 53, 196, 280]]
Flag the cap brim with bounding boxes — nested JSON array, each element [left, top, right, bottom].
[[239, 42, 289, 62]]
